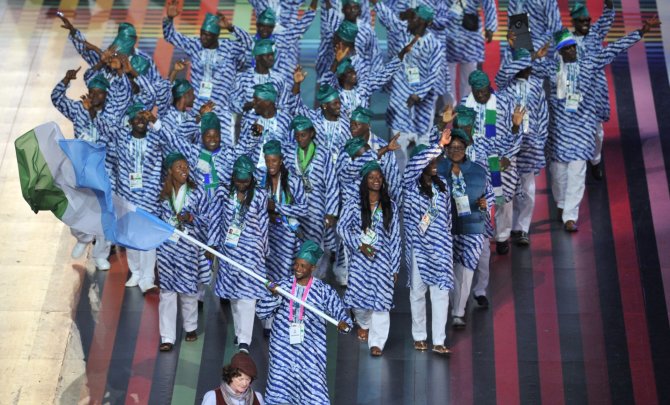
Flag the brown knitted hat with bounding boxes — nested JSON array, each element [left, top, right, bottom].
[[230, 353, 257, 379]]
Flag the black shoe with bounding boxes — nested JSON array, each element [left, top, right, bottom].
[[474, 295, 489, 308], [238, 343, 250, 354], [219, 298, 230, 308], [510, 230, 522, 240], [516, 232, 530, 246], [234, 336, 238, 345], [452, 316, 466, 329], [197, 300, 204, 312], [496, 241, 510, 255], [263, 328, 272, 338], [590, 162, 603, 180]]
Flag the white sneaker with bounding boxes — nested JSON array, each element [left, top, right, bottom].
[[125, 274, 140, 287], [95, 258, 111, 271], [71, 242, 88, 259]]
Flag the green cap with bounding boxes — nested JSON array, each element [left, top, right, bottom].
[[454, 105, 476, 129], [554, 29, 576, 51], [414, 5, 435, 22], [451, 128, 471, 144], [468, 69, 490, 90], [164, 151, 187, 169], [351, 106, 372, 124], [202, 13, 221, 35], [171, 79, 193, 99], [336, 20, 358, 44], [130, 54, 150, 76], [360, 160, 381, 178], [570, 3, 590, 19], [263, 139, 282, 156], [87, 74, 110, 91], [342, 0, 361, 5], [257, 8, 277, 26], [291, 115, 314, 132], [335, 57, 355, 77], [252, 38, 275, 56], [111, 22, 137, 55], [253, 82, 277, 102], [296, 240, 323, 265], [344, 136, 367, 158], [513, 48, 532, 62], [126, 102, 146, 119], [200, 112, 221, 133], [409, 144, 429, 160], [233, 155, 255, 180], [316, 84, 339, 104]]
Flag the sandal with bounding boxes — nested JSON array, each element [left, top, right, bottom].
[[413, 340, 428, 351], [432, 345, 452, 355], [185, 331, 198, 342], [159, 342, 174, 352], [356, 328, 369, 342], [370, 346, 383, 357]]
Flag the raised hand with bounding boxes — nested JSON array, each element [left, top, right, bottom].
[[334, 41, 351, 62], [199, 101, 215, 115], [166, 0, 180, 19], [387, 133, 401, 152], [173, 59, 190, 73], [80, 94, 92, 111], [217, 12, 233, 31], [63, 67, 81, 84], [641, 14, 661, 36], [57, 12, 76, 35], [293, 65, 307, 84], [506, 30, 516, 49], [406, 94, 420, 108], [441, 104, 457, 124], [439, 128, 452, 148], [533, 42, 550, 60]]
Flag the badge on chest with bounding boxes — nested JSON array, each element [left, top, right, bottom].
[[289, 322, 305, 345], [129, 172, 143, 190], [454, 195, 471, 217]]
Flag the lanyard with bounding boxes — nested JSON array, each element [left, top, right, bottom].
[[515, 80, 528, 107], [451, 170, 467, 197], [130, 137, 147, 174], [322, 118, 340, 153], [567, 63, 579, 95], [170, 185, 189, 215], [253, 71, 272, 86], [430, 183, 439, 208], [288, 276, 314, 322], [370, 201, 382, 229], [230, 191, 246, 227]]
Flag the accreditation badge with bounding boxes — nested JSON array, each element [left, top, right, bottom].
[[224, 224, 243, 248], [199, 81, 213, 99], [418, 207, 438, 235], [406, 66, 420, 85], [360, 227, 378, 246], [565, 93, 581, 113], [455, 195, 472, 217], [129, 172, 143, 190], [289, 322, 304, 345]]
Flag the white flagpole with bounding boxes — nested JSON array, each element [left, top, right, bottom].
[[173, 229, 350, 332]]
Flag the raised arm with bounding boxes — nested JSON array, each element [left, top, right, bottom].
[[51, 68, 83, 122]]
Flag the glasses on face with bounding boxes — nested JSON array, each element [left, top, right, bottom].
[[448, 146, 466, 152]]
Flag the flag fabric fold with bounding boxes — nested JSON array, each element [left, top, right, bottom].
[[14, 122, 173, 250]]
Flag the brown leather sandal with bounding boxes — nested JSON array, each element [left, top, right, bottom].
[[413, 340, 428, 351], [370, 346, 383, 357], [432, 345, 452, 355], [357, 328, 369, 342], [159, 342, 173, 352], [185, 331, 198, 342]]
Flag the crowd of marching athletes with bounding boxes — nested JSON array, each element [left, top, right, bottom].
[[51, 0, 658, 403]]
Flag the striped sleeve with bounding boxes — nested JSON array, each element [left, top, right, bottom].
[[51, 82, 80, 122], [591, 30, 642, 70], [163, 18, 201, 57], [70, 30, 101, 67], [482, 0, 498, 32], [336, 198, 362, 252]]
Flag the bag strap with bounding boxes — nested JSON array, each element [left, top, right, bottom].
[[215, 388, 225, 405]]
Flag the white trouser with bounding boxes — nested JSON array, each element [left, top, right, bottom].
[[512, 172, 536, 233], [126, 248, 156, 290], [159, 290, 198, 344], [448, 61, 477, 103], [550, 160, 587, 223], [409, 253, 449, 345], [472, 241, 491, 297], [494, 201, 514, 242], [71, 228, 111, 259], [451, 263, 475, 318], [231, 299, 256, 345], [590, 122, 604, 165], [394, 129, 428, 172], [353, 308, 390, 350]]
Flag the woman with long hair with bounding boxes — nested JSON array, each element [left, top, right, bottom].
[[156, 152, 209, 352], [402, 129, 454, 355], [337, 160, 400, 357], [207, 155, 269, 354]]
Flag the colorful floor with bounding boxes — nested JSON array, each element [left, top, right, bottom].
[[2, 0, 670, 404]]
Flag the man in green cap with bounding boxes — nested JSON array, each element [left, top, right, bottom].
[[51, 67, 133, 271], [232, 38, 291, 114], [570, 0, 615, 180], [321, 35, 417, 118], [164, 0, 252, 112], [292, 69, 351, 169], [257, 239, 352, 404], [317, 0, 382, 84], [371, 0, 443, 171], [539, 16, 659, 232], [240, 1, 317, 79], [238, 83, 295, 171]]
